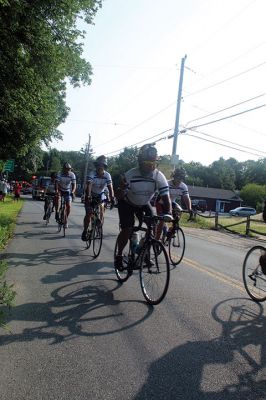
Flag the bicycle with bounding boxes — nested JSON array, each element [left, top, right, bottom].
[[44, 195, 54, 225], [84, 198, 103, 258], [57, 195, 67, 237], [243, 245, 266, 302], [161, 211, 186, 266], [114, 214, 171, 305]]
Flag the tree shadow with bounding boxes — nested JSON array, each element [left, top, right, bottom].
[[134, 298, 266, 399]]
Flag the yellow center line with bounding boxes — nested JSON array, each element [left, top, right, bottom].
[[182, 257, 245, 293]]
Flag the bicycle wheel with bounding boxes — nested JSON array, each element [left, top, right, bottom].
[[243, 246, 266, 302], [92, 219, 103, 258], [168, 227, 185, 266], [114, 237, 131, 282], [140, 240, 170, 305], [45, 202, 53, 225]]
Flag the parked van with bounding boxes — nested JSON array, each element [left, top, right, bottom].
[[32, 176, 51, 200]]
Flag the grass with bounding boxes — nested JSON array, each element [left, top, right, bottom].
[[179, 211, 266, 238], [0, 195, 23, 328]]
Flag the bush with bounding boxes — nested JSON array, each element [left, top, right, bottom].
[[0, 260, 16, 328]]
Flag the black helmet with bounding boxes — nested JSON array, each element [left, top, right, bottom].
[[63, 162, 72, 170], [94, 155, 108, 168], [172, 167, 186, 180], [138, 144, 158, 163]]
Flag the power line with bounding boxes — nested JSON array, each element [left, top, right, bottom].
[[184, 61, 266, 98], [184, 130, 264, 158], [184, 103, 266, 131], [105, 128, 173, 156], [183, 128, 266, 156], [94, 102, 175, 148], [185, 93, 266, 126]]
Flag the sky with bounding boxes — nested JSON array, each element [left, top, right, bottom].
[[49, 0, 266, 166]]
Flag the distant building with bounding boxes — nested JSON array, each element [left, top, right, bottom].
[[187, 185, 242, 213]]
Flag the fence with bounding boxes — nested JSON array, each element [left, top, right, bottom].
[[193, 211, 266, 238]]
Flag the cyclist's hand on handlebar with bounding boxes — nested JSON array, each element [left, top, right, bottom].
[[187, 210, 194, 221], [109, 197, 116, 210]]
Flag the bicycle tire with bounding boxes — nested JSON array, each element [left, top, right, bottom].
[[139, 240, 170, 305], [92, 219, 103, 258], [243, 245, 266, 302], [168, 227, 185, 266], [45, 201, 53, 225], [114, 237, 131, 282]]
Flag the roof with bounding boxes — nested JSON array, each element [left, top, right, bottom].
[[187, 185, 242, 201]]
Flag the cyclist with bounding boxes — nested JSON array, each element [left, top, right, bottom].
[[43, 172, 57, 220], [114, 143, 172, 270], [81, 155, 115, 241], [155, 167, 192, 240], [55, 162, 76, 227]]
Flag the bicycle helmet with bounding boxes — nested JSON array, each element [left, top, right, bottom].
[[172, 167, 186, 181], [94, 155, 108, 168], [138, 144, 158, 163], [63, 162, 72, 170]]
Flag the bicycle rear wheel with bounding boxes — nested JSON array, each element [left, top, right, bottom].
[[243, 246, 266, 302], [114, 238, 131, 282], [92, 219, 103, 258], [140, 240, 170, 305], [168, 227, 185, 266]]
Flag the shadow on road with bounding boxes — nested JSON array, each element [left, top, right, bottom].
[[134, 298, 266, 400]]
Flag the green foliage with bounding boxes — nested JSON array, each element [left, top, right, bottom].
[[240, 183, 266, 209], [0, 260, 16, 328], [0, 0, 102, 159]]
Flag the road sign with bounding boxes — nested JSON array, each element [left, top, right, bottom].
[[3, 159, 15, 172]]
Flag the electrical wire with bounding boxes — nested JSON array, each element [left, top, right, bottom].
[[184, 61, 266, 98], [185, 93, 266, 126], [183, 128, 266, 156], [184, 103, 266, 131]]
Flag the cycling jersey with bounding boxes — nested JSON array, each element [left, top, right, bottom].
[[46, 182, 56, 195], [87, 171, 112, 197], [168, 180, 189, 202], [56, 171, 76, 191], [123, 167, 169, 206]]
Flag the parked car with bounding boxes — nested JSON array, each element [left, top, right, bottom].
[[229, 207, 256, 217], [191, 199, 207, 212], [22, 186, 33, 195]]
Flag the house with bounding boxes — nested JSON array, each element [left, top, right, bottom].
[[187, 185, 242, 212]]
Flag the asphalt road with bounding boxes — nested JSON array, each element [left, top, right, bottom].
[[1, 196, 266, 400]]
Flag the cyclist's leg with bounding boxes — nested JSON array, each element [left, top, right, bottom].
[[43, 196, 48, 219], [82, 202, 93, 241], [115, 200, 134, 268]]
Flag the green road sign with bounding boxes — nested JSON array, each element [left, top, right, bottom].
[[3, 159, 15, 172]]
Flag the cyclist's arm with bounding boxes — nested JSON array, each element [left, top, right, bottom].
[[161, 194, 172, 215], [71, 181, 76, 195], [182, 193, 192, 212], [107, 183, 115, 202], [85, 181, 92, 201]]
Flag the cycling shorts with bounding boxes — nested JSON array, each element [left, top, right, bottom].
[[117, 199, 153, 229]]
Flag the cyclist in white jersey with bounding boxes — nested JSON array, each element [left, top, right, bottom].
[[155, 167, 192, 240], [81, 155, 115, 241], [55, 162, 76, 227], [114, 144, 172, 270]]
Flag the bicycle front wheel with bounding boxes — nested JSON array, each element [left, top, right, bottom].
[[140, 240, 170, 305], [243, 246, 266, 302], [92, 219, 103, 258], [46, 202, 53, 225], [168, 227, 185, 266]]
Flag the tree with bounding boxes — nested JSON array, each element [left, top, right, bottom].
[[240, 183, 266, 210], [0, 0, 102, 159]]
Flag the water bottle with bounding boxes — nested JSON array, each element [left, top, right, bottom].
[[131, 232, 139, 254]]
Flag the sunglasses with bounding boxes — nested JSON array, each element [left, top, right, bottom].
[[141, 160, 157, 167]]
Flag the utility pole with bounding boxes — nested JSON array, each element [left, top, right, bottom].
[[171, 55, 187, 167], [83, 134, 91, 191]]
